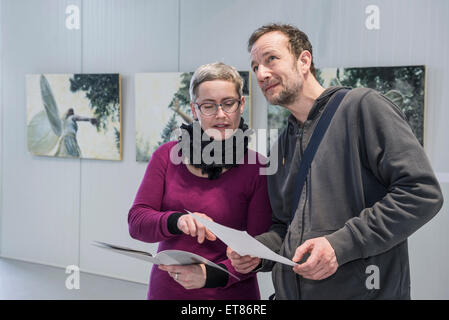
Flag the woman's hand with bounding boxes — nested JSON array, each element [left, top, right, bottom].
[[159, 264, 207, 289], [177, 212, 217, 243]]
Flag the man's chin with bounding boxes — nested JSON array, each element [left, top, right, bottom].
[[264, 92, 279, 105], [265, 95, 283, 106]]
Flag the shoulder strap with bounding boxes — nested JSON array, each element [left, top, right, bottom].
[[290, 89, 349, 223]]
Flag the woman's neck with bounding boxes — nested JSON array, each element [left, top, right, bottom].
[[186, 163, 228, 178]]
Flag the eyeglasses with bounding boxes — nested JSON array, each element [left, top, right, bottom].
[[195, 98, 241, 116]]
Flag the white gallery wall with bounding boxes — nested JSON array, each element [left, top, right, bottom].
[[1, 0, 448, 299]]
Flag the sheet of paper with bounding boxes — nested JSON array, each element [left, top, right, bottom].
[[93, 241, 239, 280], [187, 211, 297, 267]]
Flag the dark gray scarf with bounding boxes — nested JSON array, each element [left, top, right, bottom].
[[177, 118, 251, 180]]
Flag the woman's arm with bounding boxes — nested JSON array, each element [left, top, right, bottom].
[[128, 143, 182, 243]]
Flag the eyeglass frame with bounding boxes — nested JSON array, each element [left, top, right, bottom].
[[193, 98, 242, 116]]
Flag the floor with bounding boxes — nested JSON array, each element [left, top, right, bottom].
[[0, 257, 148, 300]]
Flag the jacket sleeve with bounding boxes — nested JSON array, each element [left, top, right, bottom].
[[128, 142, 181, 243], [218, 166, 274, 287], [254, 136, 291, 272], [326, 90, 444, 266]]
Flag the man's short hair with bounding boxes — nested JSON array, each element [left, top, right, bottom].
[[248, 23, 316, 77], [189, 62, 244, 102]]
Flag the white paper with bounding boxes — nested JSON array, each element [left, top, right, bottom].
[[187, 211, 297, 267], [93, 241, 239, 280]]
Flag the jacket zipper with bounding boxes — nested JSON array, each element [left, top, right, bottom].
[[297, 124, 307, 300], [298, 124, 306, 245]]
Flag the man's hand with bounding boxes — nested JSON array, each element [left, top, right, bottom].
[[158, 264, 206, 289], [226, 247, 261, 274], [177, 212, 216, 243], [292, 237, 338, 280]]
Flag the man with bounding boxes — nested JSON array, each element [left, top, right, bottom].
[[227, 23, 443, 299]]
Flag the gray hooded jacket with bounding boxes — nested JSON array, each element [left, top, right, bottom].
[[256, 86, 443, 299]]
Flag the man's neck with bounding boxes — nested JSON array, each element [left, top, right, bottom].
[[286, 76, 325, 125]]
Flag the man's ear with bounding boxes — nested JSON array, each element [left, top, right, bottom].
[[298, 50, 312, 73]]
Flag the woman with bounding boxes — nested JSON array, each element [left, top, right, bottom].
[[128, 62, 272, 300]]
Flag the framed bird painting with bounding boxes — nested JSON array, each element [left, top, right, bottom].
[[26, 73, 122, 161]]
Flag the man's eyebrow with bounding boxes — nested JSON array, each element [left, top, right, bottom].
[[251, 49, 280, 68], [261, 49, 280, 57]]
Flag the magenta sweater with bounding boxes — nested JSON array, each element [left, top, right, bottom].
[[128, 141, 272, 300]]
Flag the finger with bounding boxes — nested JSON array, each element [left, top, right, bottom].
[[177, 218, 190, 235], [226, 247, 234, 259], [193, 213, 216, 241], [227, 247, 242, 260], [186, 217, 197, 237], [292, 240, 313, 263], [230, 255, 255, 267], [196, 224, 206, 243], [240, 264, 259, 273], [234, 258, 260, 272], [296, 251, 321, 273], [309, 266, 332, 281], [205, 229, 217, 241], [162, 265, 182, 274], [302, 263, 331, 280], [232, 257, 260, 271], [316, 268, 337, 281], [200, 214, 214, 222], [236, 261, 260, 274], [296, 260, 325, 279], [233, 259, 257, 270]]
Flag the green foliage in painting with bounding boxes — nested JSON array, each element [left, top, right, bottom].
[[69, 74, 120, 132]]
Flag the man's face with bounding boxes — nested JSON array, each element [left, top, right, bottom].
[[190, 80, 244, 141], [250, 31, 303, 106]]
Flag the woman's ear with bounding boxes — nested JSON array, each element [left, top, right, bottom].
[[239, 96, 245, 114], [190, 102, 199, 121]]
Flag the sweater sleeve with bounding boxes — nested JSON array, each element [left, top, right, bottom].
[[128, 142, 181, 243], [216, 165, 274, 288], [326, 90, 444, 266]]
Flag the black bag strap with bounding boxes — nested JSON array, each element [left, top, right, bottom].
[[290, 89, 349, 223]]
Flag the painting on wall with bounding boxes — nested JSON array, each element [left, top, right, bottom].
[[267, 65, 425, 152], [26, 73, 122, 160], [135, 71, 251, 162]]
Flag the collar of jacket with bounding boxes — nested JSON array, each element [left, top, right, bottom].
[[286, 86, 351, 131], [280, 86, 351, 166]]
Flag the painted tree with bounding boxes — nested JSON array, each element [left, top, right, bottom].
[[69, 73, 121, 151]]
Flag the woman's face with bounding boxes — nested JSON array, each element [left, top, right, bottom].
[[190, 80, 245, 141]]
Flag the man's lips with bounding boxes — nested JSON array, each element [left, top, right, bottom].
[[264, 83, 279, 92]]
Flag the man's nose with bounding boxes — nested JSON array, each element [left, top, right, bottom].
[[256, 65, 270, 83]]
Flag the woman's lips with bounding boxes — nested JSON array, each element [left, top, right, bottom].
[[213, 124, 230, 129]]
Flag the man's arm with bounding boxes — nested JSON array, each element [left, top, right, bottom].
[[325, 90, 443, 267]]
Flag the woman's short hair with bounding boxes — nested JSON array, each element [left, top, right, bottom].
[[189, 62, 244, 102]]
